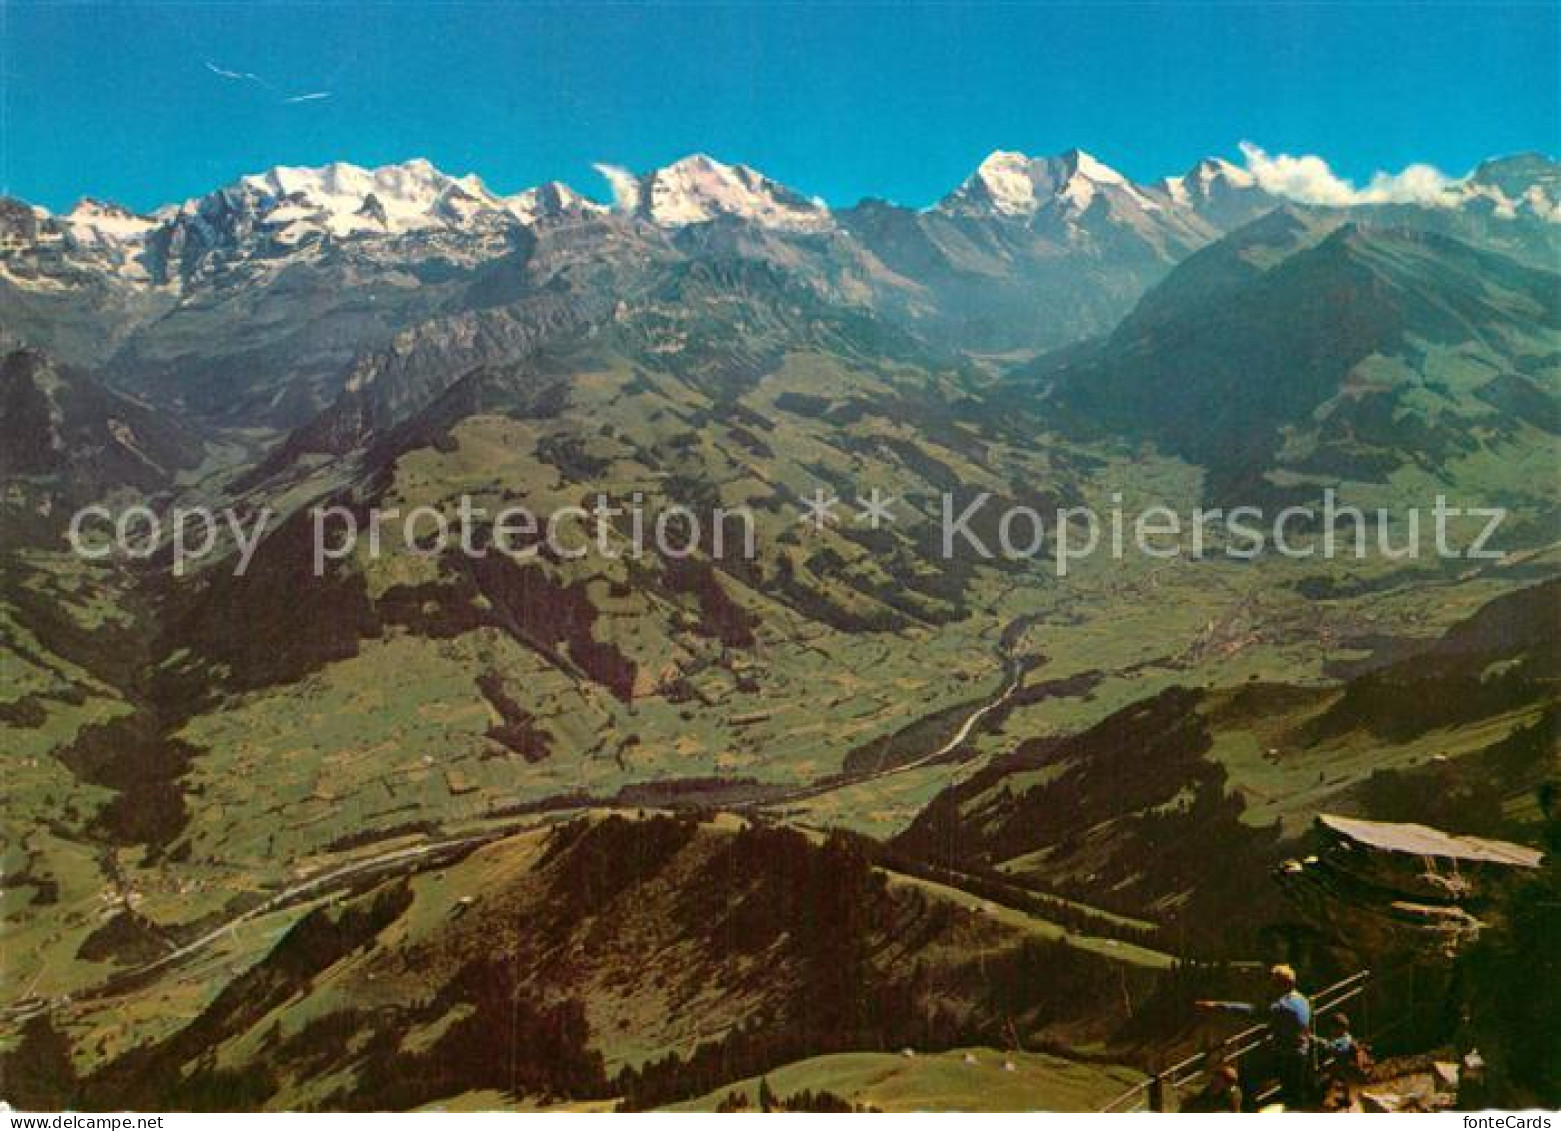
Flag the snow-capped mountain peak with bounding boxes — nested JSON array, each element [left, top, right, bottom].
[[206, 158, 503, 237], [1160, 156, 1260, 207], [962, 150, 1050, 216], [1066, 149, 1129, 185], [940, 148, 1138, 217], [611, 154, 831, 231], [60, 199, 160, 245], [1461, 153, 1561, 221], [1184, 156, 1256, 190], [0, 199, 165, 282], [198, 159, 609, 236], [1146, 155, 1273, 232], [502, 181, 607, 224]]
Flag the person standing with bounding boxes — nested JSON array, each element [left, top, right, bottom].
[[1196, 964, 1314, 1108]]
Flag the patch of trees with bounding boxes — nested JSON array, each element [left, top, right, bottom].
[[0, 1017, 80, 1110], [342, 961, 607, 1110], [766, 551, 910, 633], [661, 558, 757, 649], [1303, 657, 1553, 746], [1460, 805, 1561, 1107], [75, 909, 171, 966], [868, 845, 1164, 950], [539, 814, 702, 922], [164, 507, 380, 696], [1358, 710, 1555, 839], [536, 433, 609, 482], [324, 818, 441, 853], [470, 555, 637, 701], [476, 670, 552, 762], [614, 933, 1152, 1110], [54, 710, 201, 851], [772, 392, 833, 419], [616, 827, 964, 1109], [840, 697, 988, 777], [716, 1079, 876, 1111]]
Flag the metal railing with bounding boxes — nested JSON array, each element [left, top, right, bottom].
[[1098, 969, 1372, 1112]]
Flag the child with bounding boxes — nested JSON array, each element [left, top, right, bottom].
[[1319, 1013, 1371, 1109], [1182, 1064, 1244, 1113]]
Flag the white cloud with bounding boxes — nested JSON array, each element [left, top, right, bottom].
[[1239, 142, 1462, 208], [592, 164, 641, 213], [1359, 163, 1461, 206]]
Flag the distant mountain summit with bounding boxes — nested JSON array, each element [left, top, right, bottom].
[[936, 148, 1273, 245], [602, 154, 832, 231], [938, 149, 1135, 217], [1042, 216, 1561, 503], [0, 158, 606, 290], [196, 159, 514, 237], [148, 159, 604, 280], [1159, 156, 1270, 228], [182, 157, 605, 237], [939, 148, 1162, 217], [1464, 153, 1561, 220]]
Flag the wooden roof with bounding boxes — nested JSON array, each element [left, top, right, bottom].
[[1318, 815, 1544, 868]]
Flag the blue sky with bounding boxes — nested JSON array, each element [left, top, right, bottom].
[[5, 1, 1558, 212]]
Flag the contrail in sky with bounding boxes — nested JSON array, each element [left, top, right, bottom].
[[205, 60, 267, 86], [205, 60, 331, 104]]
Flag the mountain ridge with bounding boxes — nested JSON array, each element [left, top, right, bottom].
[[3, 150, 1556, 418], [7, 147, 1557, 275], [1038, 217, 1561, 505]]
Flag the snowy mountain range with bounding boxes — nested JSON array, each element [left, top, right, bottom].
[[939, 148, 1258, 221], [1, 147, 1556, 424], [6, 148, 1557, 285]]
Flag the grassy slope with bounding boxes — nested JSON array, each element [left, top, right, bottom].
[[667, 1046, 1144, 1112]]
